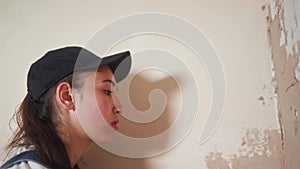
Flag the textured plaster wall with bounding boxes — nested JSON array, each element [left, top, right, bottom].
[[205, 1, 300, 168], [267, 0, 300, 168]]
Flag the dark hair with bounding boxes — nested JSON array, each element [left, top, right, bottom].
[[6, 73, 83, 169]]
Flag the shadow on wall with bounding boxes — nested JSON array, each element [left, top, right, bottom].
[[80, 71, 180, 169]]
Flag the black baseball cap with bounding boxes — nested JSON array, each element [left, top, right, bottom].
[[27, 46, 131, 101]]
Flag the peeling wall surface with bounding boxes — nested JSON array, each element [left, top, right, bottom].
[[205, 129, 282, 169], [267, 0, 300, 169], [1, 0, 298, 169]]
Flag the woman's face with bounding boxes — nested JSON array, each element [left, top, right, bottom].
[[73, 65, 122, 143]]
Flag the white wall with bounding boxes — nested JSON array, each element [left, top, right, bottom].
[[0, 1, 281, 168]]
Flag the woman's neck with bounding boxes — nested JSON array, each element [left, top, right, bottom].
[[67, 137, 92, 167], [60, 111, 93, 168]]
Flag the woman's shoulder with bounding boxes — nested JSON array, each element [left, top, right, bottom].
[[7, 161, 47, 169], [2, 146, 47, 169]]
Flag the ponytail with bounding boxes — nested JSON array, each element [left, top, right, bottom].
[[6, 74, 80, 169]]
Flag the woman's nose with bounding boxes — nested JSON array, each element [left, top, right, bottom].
[[112, 94, 123, 114]]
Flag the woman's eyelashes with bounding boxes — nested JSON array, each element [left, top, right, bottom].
[[104, 89, 113, 96]]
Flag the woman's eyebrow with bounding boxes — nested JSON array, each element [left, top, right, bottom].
[[102, 79, 115, 86]]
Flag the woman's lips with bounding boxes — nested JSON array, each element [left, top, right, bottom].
[[111, 120, 119, 130]]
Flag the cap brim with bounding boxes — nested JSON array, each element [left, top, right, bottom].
[[76, 51, 131, 82]]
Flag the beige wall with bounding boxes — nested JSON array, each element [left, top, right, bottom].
[[1, 0, 296, 168]]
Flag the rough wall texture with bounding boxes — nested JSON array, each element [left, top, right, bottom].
[[267, 0, 300, 169], [205, 129, 282, 169], [205, 1, 300, 168]]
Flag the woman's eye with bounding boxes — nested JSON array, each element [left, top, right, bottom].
[[104, 90, 113, 96]]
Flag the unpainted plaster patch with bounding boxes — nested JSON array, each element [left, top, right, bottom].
[[266, 0, 300, 168], [205, 129, 282, 169], [296, 59, 300, 81], [258, 83, 277, 107], [279, 19, 285, 47], [258, 96, 266, 106], [268, 0, 277, 20], [267, 0, 300, 56]]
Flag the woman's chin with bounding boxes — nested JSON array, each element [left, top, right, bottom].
[[92, 127, 116, 144]]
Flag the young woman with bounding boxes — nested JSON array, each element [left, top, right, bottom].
[[0, 46, 131, 169]]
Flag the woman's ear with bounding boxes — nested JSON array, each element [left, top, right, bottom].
[[55, 82, 75, 111]]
